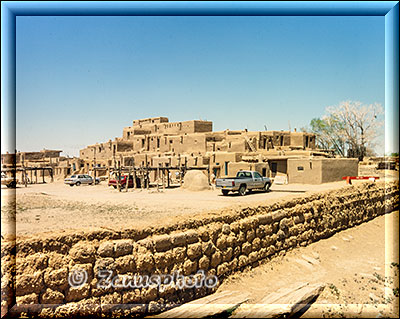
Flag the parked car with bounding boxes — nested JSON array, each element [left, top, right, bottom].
[[64, 174, 99, 186], [1, 172, 17, 188], [215, 170, 271, 196], [108, 175, 134, 189]]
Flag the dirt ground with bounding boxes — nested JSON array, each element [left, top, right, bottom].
[[218, 210, 399, 318], [0, 179, 379, 238]]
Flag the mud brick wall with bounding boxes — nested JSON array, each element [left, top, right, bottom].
[[1, 181, 398, 318]]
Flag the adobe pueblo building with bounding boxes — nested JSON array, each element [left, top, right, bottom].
[[1, 150, 83, 185], [79, 117, 358, 184]]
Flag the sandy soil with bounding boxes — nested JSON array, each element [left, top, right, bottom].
[[217, 210, 399, 318], [1, 179, 371, 238]]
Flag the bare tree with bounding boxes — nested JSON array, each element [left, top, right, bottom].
[[304, 101, 383, 160], [327, 101, 383, 160]]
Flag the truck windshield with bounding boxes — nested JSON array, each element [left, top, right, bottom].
[[237, 172, 251, 178]]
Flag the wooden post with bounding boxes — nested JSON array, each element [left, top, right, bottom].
[[167, 168, 170, 188], [125, 167, 130, 192], [24, 168, 27, 187], [51, 168, 54, 183], [207, 162, 210, 185], [145, 158, 149, 190], [146, 169, 149, 190], [30, 169, 33, 184], [157, 165, 160, 192], [133, 168, 137, 189], [42, 168, 45, 183], [141, 167, 144, 191], [93, 147, 96, 186], [162, 164, 165, 191], [117, 163, 121, 192], [35, 169, 38, 184]]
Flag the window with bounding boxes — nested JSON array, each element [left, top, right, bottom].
[[254, 172, 262, 178], [225, 161, 229, 175], [297, 166, 304, 171], [237, 171, 252, 178]]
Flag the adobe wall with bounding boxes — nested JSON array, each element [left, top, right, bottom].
[[321, 158, 359, 183], [287, 158, 359, 184], [287, 158, 323, 184], [2, 181, 397, 317]]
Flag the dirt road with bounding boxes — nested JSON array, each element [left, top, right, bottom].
[[216, 210, 399, 318], [1, 179, 365, 237]]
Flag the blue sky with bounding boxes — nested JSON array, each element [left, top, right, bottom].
[[14, 15, 385, 156]]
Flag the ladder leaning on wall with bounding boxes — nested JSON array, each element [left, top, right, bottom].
[[244, 135, 257, 152]]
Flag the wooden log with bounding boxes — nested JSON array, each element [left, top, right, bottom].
[[148, 290, 250, 318], [230, 282, 325, 318]]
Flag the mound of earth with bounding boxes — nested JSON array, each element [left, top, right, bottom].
[[182, 170, 211, 191]]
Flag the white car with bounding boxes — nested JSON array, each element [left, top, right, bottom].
[[64, 174, 99, 187], [1, 172, 18, 188]]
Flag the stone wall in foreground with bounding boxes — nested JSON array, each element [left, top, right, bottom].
[[1, 181, 398, 318]]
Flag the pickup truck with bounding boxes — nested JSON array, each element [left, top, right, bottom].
[[216, 170, 271, 196]]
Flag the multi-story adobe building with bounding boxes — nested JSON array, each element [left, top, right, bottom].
[[79, 117, 358, 184]]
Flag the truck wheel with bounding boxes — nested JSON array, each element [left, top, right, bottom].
[[222, 190, 229, 196], [7, 181, 16, 188], [113, 185, 117, 189], [263, 182, 271, 192], [76, 181, 81, 186], [69, 184, 74, 187], [238, 185, 247, 196]]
